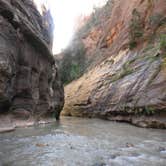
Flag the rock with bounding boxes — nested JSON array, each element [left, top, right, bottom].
[[62, 0, 166, 129], [0, 114, 15, 132], [36, 143, 49, 147], [158, 147, 166, 152], [109, 154, 117, 159], [92, 163, 106, 166], [0, 0, 64, 129], [126, 143, 134, 148], [70, 146, 74, 149], [12, 109, 31, 120]]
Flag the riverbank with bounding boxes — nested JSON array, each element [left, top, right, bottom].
[[63, 112, 166, 129], [0, 114, 57, 133], [1, 112, 166, 133]]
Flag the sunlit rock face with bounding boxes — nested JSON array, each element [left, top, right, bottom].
[[0, 0, 64, 123], [62, 0, 166, 128]]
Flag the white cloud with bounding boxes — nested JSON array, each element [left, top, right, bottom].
[[34, 0, 108, 54]]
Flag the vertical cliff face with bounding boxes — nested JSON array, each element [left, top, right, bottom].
[[62, 0, 166, 128], [0, 0, 64, 127]]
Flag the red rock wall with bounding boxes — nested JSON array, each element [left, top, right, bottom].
[[62, 0, 166, 128]]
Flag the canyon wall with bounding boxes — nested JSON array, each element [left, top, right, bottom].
[[0, 0, 64, 130], [62, 0, 166, 128]]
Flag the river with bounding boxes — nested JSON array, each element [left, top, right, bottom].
[[0, 117, 166, 166]]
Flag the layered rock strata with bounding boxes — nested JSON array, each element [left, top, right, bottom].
[[62, 0, 166, 128], [0, 0, 64, 131]]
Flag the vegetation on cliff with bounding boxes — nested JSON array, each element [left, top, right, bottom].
[[61, 0, 166, 128], [57, 0, 113, 85], [58, 41, 86, 84]]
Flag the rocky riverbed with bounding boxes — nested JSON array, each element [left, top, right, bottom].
[[0, 117, 165, 166]]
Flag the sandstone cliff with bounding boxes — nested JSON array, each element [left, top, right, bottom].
[[62, 0, 166, 128], [0, 0, 64, 131]]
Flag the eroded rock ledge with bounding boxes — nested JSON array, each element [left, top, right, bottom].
[[62, 0, 166, 129], [0, 0, 64, 132]]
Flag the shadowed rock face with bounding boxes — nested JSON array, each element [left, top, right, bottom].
[[62, 0, 166, 128], [0, 0, 64, 123]]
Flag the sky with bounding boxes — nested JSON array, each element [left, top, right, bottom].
[[34, 0, 107, 54]]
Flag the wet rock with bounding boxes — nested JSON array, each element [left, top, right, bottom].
[[70, 146, 74, 149], [92, 163, 106, 166], [0, 0, 64, 127], [130, 152, 140, 157], [126, 143, 134, 148], [158, 147, 166, 152], [36, 143, 49, 147], [109, 154, 117, 159]]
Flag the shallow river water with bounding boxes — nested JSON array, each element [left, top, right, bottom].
[[0, 117, 166, 166]]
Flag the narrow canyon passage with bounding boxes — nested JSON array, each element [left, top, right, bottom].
[[0, 0, 166, 165]]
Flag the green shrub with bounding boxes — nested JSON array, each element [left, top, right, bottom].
[[59, 42, 86, 84], [129, 9, 144, 49], [160, 34, 166, 52], [77, 0, 113, 37], [149, 13, 166, 28], [129, 41, 137, 50], [143, 106, 155, 115], [58, 0, 113, 84]]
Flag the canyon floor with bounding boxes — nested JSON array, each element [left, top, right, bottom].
[[0, 117, 166, 166]]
